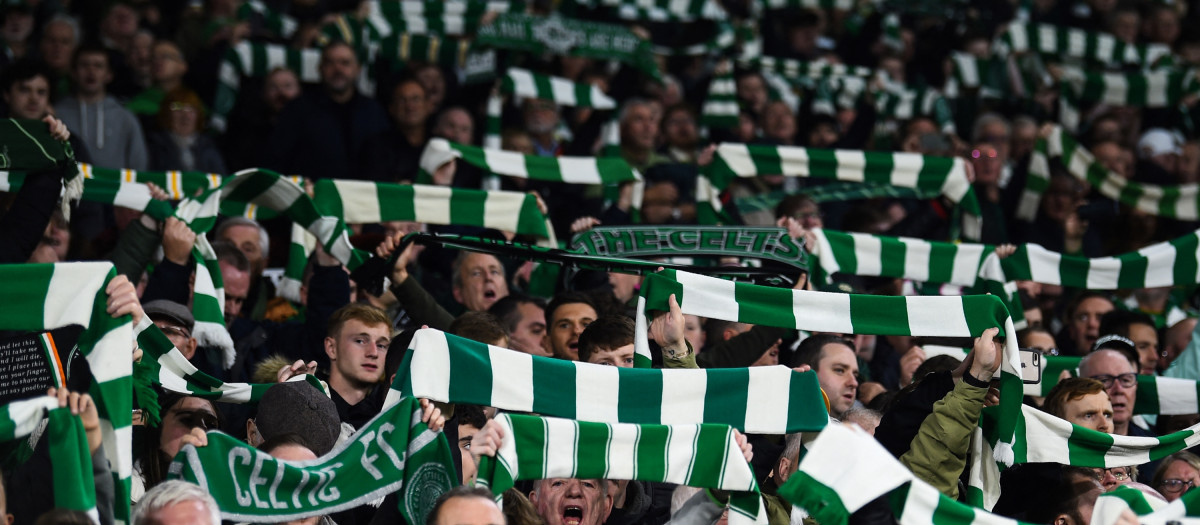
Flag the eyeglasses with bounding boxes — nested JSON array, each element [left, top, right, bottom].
[[1030, 346, 1059, 356], [971, 149, 998, 159], [159, 325, 192, 340], [1160, 478, 1196, 494], [1094, 467, 1131, 481], [171, 409, 218, 431], [1090, 373, 1138, 389], [169, 102, 197, 113]]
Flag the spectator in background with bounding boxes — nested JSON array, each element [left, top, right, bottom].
[[660, 104, 700, 164], [127, 40, 188, 117], [215, 217, 272, 320], [124, 30, 154, 96], [415, 63, 447, 114], [96, 1, 141, 98], [1, 3, 34, 66], [55, 45, 149, 170], [147, 88, 226, 173], [38, 15, 79, 96], [358, 79, 431, 183], [265, 41, 388, 179], [223, 67, 301, 170]]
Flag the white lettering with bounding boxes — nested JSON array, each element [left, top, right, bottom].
[[376, 423, 404, 469], [268, 459, 288, 509], [249, 453, 271, 509], [292, 469, 309, 509], [358, 430, 383, 480], [317, 463, 342, 502], [229, 448, 253, 507]]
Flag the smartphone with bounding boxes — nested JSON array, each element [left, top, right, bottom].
[[1019, 348, 1042, 384]]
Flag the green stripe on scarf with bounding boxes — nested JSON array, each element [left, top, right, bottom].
[[635, 269, 1025, 463], [387, 328, 829, 433], [475, 412, 767, 524], [0, 397, 98, 521], [502, 68, 617, 109], [169, 396, 457, 523], [706, 143, 982, 240], [779, 422, 1036, 525], [1020, 126, 1200, 221], [475, 13, 662, 79], [419, 139, 640, 185], [995, 22, 1175, 68], [968, 404, 1200, 510], [0, 263, 133, 524]]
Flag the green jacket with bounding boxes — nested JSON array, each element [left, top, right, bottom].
[[899, 379, 988, 499]]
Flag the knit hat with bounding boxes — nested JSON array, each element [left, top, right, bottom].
[[255, 381, 340, 456]]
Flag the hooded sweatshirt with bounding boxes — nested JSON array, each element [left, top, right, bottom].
[[54, 95, 149, 170]]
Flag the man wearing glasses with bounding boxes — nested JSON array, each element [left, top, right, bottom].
[[144, 299, 197, 360], [1080, 341, 1161, 482]]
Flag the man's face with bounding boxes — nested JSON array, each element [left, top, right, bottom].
[[816, 343, 859, 417], [736, 75, 767, 114], [453, 253, 508, 312], [151, 42, 186, 85], [219, 261, 250, 323], [434, 109, 473, 144], [662, 110, 697, 148], [3, 11, 32, 44], [326, 319, 390, 388], [530, 478, 612, 525], [1081, 350, 1137, 429], [264, 70, 301, 113], [319, 45, 359, 97], [1069, 297, 1113, 353], [509, 302, 550, 357], [683, 314, 705, 353], [1063, 392, 1113, 433], [4, 75, 49, 120], [523, 98, 559, 135], [390, 82, 428, 130], [73, 52, 111, 97], [545, 302, 597, 361], [40, 21, 75, 72], [621, 104, 658, 151], [219, 224, 264, 274], [586, 343, 635, 368], [435, 496, 505, 525], [762, 102, 795, 143], [145, 500, 212, 525], [155, 319, 197, 359], [1128, 323, 1160, 375], [458, 423, 480, 485]]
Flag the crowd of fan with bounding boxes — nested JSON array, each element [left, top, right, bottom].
[[0, 0, 1199, 524]]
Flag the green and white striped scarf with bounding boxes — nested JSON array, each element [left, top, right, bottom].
[[994, 22, 1175, 68], [989, 231, 1200, 291], [419, 138, 640, 185], [758, 0, 855, 11], [567, 0, 726, 21], [706, 143, 983, 240], [778, 421, 1034, 525], [78, 163, 223, 199], [212, 42, 324, 131], [874, 85, 956, 135], [280, 179, 556, 301], [0, 263, 133, 524], [386, 328, 829, 434], [360, 0, 517, 37], [945, 53, 1004, 99], [502, 68, 617, 109], [1090, 485, 1200, 525], [169, 395, 457, 523], [237, 0, 297, 38], [1029, 363, 1200, 416], [967, 403, 1200, 510], [1059, 67, 1199, 131], [634, 269, 1025, 462], [0, 397, 97, 521], [475, 412, 767, 525], [745, 57, 874, 81], [0, 172, 176, 221], [1018, 126, 1200, 221], [701, 69, 738, 129], [475, 13, 662, 80]]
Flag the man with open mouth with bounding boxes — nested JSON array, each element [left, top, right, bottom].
[[529, 478, 613, 525]]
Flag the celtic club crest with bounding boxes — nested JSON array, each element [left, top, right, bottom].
[[404, 462, 455, 523], [532, 17, 585, 54]]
